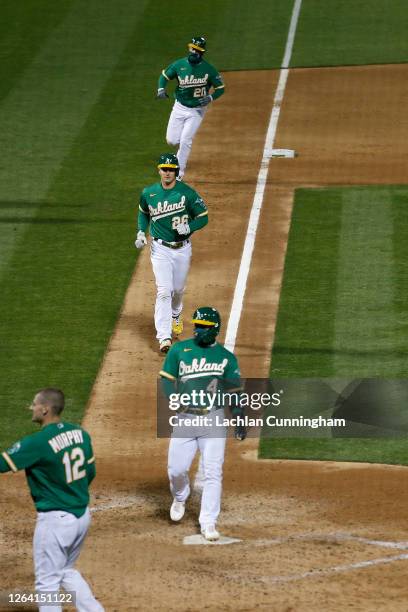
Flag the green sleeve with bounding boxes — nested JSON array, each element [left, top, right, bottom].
[[0, 455, 10, 472], [160, 344, 179, 379], [160, 344, 180, 397], [158, 63, 177, 88], [0, 435, 40, 473], [223, 353, 243, 416], [138, 191, 150, 233], [209, 67, 225, 101], [188, 191, 209, 232], [85, 435, 96, 485], [223, 353, 241, 387]]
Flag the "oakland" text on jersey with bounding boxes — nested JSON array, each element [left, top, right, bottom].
[[149, 196, 186, 220], [178, 74, 209, 88], [179, 357, 229, 376]]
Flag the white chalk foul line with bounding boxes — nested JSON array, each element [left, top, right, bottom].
[[252, 532, 408, 550], [224, 0, 303, 352], [258, 552, 408, 585]]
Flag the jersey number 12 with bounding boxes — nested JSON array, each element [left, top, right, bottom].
[[62, 447, 86, 483]]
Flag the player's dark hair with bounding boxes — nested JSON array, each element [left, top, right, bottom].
[[37, 388, 65, 415]]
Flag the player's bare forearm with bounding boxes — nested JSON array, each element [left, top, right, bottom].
[[189, 214, 208, 233]]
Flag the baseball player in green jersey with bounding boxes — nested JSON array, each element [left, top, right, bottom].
[[135, 154, 208, 353], [157, 36, 225, 180], [160, 307, 246, 541], [0, 388, 104, 612]]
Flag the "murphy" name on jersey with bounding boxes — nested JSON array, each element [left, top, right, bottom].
[[48, 430, 84, 453], [179, 357, 229, 376]]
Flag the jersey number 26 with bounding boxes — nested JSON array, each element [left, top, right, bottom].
[[172, 214, 189, 229]]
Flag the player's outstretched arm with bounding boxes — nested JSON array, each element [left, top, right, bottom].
[[0, 437, 38, 473]]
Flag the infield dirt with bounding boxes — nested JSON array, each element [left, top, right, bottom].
[[2, 65, 408, 611]]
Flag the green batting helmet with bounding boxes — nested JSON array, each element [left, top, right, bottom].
[[157, 153, 179, 174], [192, 306, 221, 346], [188, 36, 206, 53]]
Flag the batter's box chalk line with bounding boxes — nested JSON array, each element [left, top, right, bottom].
[[183, 534, 242, 546], [219, 532, 408, 584], [251, 532, 408, 550]]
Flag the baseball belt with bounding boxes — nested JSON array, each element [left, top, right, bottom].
[[153, 238, 190, 250]]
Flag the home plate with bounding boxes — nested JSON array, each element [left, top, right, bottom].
[[265, 148, 297, 158], [183, 534, 242, 546]]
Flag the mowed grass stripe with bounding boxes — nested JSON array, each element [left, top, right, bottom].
[[0, 0, 299, 447], [271, 186, 408, 378], [334, 188, 401, 376], [392, 188, 408, 345], [0, 0, 146, 276], [271, 189, 342, 377], [292, 0, 408, 67], [0, 1, 148, 445], [264, 186, 408, 464], [0, 0, 72, 104]]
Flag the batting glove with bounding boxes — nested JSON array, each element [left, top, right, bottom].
[[156, 88, 169, 99], [234, 424, 247, 441], [176, 222, 190, 236], [198, 95, 212, 107], [135, 231, 147, 249]]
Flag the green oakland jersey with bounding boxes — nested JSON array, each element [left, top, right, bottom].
[[0, 422, 95, 517], [161, 57, 224, 108], [138, 181, 208, 242], [160, 338, 241, 407]]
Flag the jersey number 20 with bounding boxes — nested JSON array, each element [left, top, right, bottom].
[[62, 447, 86, 483], [193, 86, 206, 98]]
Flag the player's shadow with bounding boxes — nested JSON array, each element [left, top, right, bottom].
[[141, 470, 202, 525], [121, 311, 156, 350]]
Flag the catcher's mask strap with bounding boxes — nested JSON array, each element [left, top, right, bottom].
[[158, 164, 179, 169], [191, 319, 217, 326], [188, 43, 205, 53]]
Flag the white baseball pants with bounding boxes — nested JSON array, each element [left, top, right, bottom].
[[166, 101, 206, 177], [150, 239, 192, 341], [33, 509, 104, 612], [168, 416, 227, 529]]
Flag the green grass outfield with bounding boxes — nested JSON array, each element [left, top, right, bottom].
[[0, 0, 407, 449], [0, 0, 294, 448], [260, 186, 408, 464]]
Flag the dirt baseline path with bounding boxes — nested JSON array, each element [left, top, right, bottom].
[[2, 65, 408, 611]]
